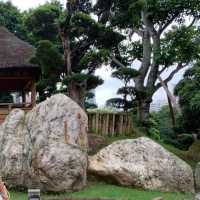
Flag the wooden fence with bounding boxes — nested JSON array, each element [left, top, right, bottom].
[[88, 112, 134, 136]]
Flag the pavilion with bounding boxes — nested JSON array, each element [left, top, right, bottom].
[[0, 26, 40, 122]]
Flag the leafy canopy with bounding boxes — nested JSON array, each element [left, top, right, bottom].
[[175, 61, 200, 132], [0, 1, 26, 38]]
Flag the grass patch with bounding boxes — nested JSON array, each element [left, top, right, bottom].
[[9, 183, 194, 200]]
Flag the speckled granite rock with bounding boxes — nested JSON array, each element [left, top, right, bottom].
[[89, 137, 194, 193], [0, 94, 88, 192]]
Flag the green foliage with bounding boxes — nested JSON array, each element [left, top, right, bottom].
[[31, 40, 63, 101], [33, 40, 63, 76], [22, 0, 122, 107], [95, 0, 200, 123], [112, 67, 140, 82], [106, 98, 135, 111], [175, 61, 200, 132], [148, 127, 160, 141], [96, 0, 200, 28], [64, 74, 103, 91], [24, 1, 62, 43], [146, 116, 161, 141], [161, 26, 200, 66], [152, 105, 184, 133], [79, 50, 110, 71], [0, 1, 26, 39], [152, 106, 194, 150], [176, 134, 194, 148], [107, 67, 139, 111], [85, 92, 98, 109]]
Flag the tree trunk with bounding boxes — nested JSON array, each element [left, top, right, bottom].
[[59, 27, 85, 108], [68, 81, 86, 109], [167, 95, 176, 128], [137, 98, 152, 124]]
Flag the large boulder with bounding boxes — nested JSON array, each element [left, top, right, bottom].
[[88, 137, 194, 193], [0, 94, 88, 192]]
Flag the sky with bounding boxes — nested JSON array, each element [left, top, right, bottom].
[[2, 0, 65, 10], [1, 0, 186, 107]]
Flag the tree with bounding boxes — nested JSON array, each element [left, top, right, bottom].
[[31, 40, 64, 101], [0, 1, 26, 39], [24, 2, 64, 102], [175, 61, 200, 133], [95, 0, 200, 123], [24, 1, 123, 108], [58, 0, 123, 108], [107, 67, 138, 111], [85, 91, 98, 109], [24, 0, 62, 44]]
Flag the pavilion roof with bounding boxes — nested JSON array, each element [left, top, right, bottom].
[[0, 26, 38, 69]]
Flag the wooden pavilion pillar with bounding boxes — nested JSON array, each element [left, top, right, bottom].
[[31, 81, 37, 107]]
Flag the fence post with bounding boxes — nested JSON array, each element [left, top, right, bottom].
[[88, 112, 133, 137]]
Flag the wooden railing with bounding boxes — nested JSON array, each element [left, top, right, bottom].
[[88, 112, 134, 136]]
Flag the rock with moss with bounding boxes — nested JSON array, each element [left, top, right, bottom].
[[89, 137, 194, 193], [0, 94, 88, 192]]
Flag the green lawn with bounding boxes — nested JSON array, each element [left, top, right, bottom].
[[10, 182, 194, 200]]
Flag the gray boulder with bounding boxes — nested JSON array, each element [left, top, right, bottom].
[[0, 94, 88, 192], [89, 137, 194, 193]]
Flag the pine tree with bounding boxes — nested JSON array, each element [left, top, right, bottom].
[[58, 0, 123, 108], [107, 67, 139, 111]]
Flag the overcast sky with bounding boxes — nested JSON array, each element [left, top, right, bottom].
[[2, 0, 185, 107], [2, 0, 65, 10]]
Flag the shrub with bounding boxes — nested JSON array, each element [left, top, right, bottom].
[[148, 127, 160, 141], [152, 106, 194, 150]]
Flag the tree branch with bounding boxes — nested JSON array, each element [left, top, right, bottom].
[[158, 13, 180, 34], [155, 62, 188, 90], [132, 28, 143, 37], [157, 75, 180, 113], [186, 17, 196, 29], [158, 64, 169, 75], [72, 39, 95, 54], [109, 55, 126, 68]]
